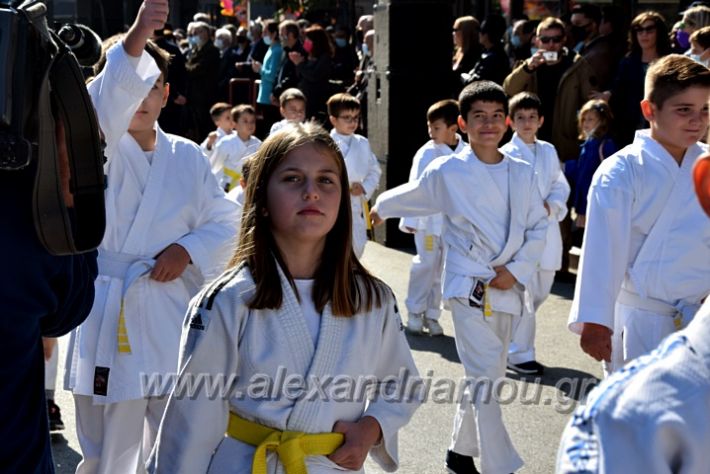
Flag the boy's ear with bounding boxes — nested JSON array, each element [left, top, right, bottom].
[[538, 115, 545, 128], [505, 116, 513, 127], [457, 114, 467, 131], [694, 155, 710, 216], [640, 99, 654, 121], [162, 83, 170, 108], [328, 115, 338, 128]]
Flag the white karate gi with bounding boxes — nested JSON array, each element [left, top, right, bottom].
[[147, 263, 421, 473], [64, 43, 239, 473], [399, 135, 466, 320], [374, 147, 548, 473], [269, 118, 300, 135], [226, 185, 245, 243], [331, 131, 382, 258], [569, 130, 710, 373], [501, 133, 570, 364], [557, 299, 710, 474], [201, 127, 229, 162], [210, 134, 261, 191]]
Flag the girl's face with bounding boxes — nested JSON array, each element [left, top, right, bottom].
[[266, 144, 343, 249], [582, 110, 601, 136]]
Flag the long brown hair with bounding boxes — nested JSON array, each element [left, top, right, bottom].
[[627, 11, 671, 58], [229, 122, 383, 316], [453, 16, 480, 67]]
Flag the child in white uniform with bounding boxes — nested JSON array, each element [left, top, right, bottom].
[[269, 88, 307, 135], [328, 93, 382, 258], [201, 102, 233, 161], [211, 104, 261, 191], [148, 122, 420, 474], [501, 92, 570, 375], [400, 99, 466, 336], [64, 3, 238, 472], [372, 81, 547, 474]]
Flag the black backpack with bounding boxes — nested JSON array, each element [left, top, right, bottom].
[[0, 0, 105, 255]]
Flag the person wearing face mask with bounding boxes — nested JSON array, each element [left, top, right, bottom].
[[462, 13, 511, 86], [185, 21, 220, 140], [288, 25, 334, 123], [215, 28, 241, 102], [272, 20, 306, 104], [252, 19, 283, 133], [331, 26, 358, 88], [507, 19, 537, 68], [690, 26, 710, 67], [569, 4, 616, 92]]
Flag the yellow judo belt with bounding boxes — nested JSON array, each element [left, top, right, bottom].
[[227, 412, 344, 474], [223, 167, 241, 191]]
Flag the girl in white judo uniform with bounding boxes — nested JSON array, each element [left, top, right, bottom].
[[64, 3, 239, 472], [399, 99, 466, 336], [148, 122, 420, 473], [501, 92, 570, 375], [328, 93, 382, 258], [211, 104, 262, 191], [372, 81, 548, 474], [569, 55, 710, 374], [557, 153, 710, 474]]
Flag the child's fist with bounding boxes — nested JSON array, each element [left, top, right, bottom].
[[137, 0, 169, 34]]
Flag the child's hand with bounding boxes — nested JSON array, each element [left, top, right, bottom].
[[151, 244, 191, 282], [350, 183, 365, 196], [489, 266, 517, 290], [251, 61, 262, 73], [580, 323, 612, 362], [370, 208, 383, 227], [135, 0, 169, 36], [288, 51, 305, 65], [543, 201, 551, 216], [42, 338, 57, 361], [328, 417, 382, 470], [206, 131, 218, 149]]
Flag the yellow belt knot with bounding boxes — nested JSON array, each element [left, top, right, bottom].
[[228, 412, 344, 474]]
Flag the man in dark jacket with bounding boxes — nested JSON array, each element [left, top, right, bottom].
[[185, 21, 220, 140], [463, 14, 511, 86], [272, 19, 306, 103]]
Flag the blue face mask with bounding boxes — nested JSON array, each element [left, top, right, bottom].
[[263, 35, 273, 46], [188, 35, 199, 47], [335, 38, 347, 48], [530, 46, 539, 56], [510, 35, 522, 48], [214, 39, 225, 50], [361, 43, 369, 56]]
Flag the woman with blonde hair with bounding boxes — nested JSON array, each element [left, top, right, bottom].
[[451, 15, 482, 96]]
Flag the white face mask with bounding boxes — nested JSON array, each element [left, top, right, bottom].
[[689, 52, 710, 67], [214, 39, 225, 50], [361, 43, 370, 56]]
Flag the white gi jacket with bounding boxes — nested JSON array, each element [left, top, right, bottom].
[[201, 127, 229, 162], [399, 135, 467, 236], [331, 131, 382, 254], [148, 263, 421, 473], [64, 43, 239, 403], [500, 133, 570, 271], [557, 299, 710, 474], [375, 147, 548, 315], [569, 130, 710, 334], [210, 134, 262, 190]]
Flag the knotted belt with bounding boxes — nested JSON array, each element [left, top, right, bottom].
[[226, 411, 344, 474]]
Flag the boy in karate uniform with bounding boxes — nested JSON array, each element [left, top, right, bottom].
[[501, 92, 570, 375], [570, 55, 710, 373], [269, 88, 307, 135], [371, 81, 547, 474], [211, 104, 261, 191], [329, 92, 382, 258], [64, 2, 239, 472], [201, 102, 233, 161], [400, 99, 466, 336]]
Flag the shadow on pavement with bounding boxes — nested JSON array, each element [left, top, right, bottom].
[[51, 433, 81, 474], [405, 332, 460, 363], [506, 366, 600, 402]]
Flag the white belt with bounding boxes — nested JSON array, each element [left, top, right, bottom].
[[617, 287, 678, 317], [98, 250, 155, 296]]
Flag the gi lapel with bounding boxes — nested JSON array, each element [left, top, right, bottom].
[[121, 126, 170, 254], [491, 158, 529, 267], [466, 149, 508, 216], [628, 137, 702, 297]]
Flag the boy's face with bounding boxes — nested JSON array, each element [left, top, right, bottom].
[[510, 108, 543, 143], [235, 112, 256, 138], [329, 107, 360, 135], [642, 85, 710, 152], [281, 99, 306, 122], [458, 100, 507, 149], [128, 76, 169, 134], [427, 118, 458, 145], [215, 110, 234, 132]]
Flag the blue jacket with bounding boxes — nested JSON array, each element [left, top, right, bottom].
[[257, 43, 284, 105], [565, 135, 617, 216], [0, 164, 97, 473]]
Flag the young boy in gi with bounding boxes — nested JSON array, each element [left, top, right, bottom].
[[211, 104, 261, 191], [201, 102, 234, 160], [269, 87, 307, 135], [371, 81, 548, 474], [501, 92, 570, 375], [64, 2, 238, 472], [400, 99, 466, 336], [569, 55, 710, 374], [328, 92, 382, 258]]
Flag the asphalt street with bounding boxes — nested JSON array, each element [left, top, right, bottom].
[[51, 241, 602, 474]]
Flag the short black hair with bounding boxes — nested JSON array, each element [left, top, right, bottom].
[[427, 99, 460, 127], [571, 4, 602, 25], [508, 92, 543, 117], [458, 80, 508, 118]]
